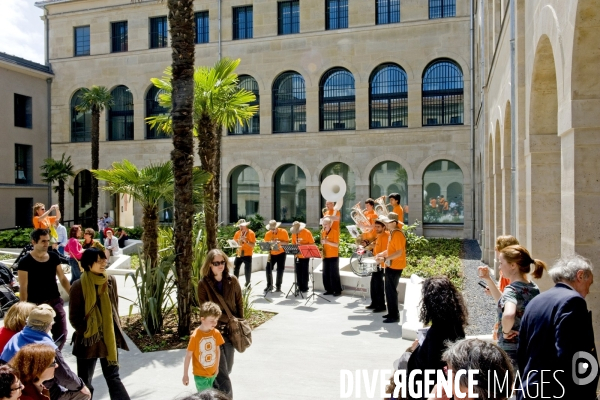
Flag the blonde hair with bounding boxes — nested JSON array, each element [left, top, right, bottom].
[[200, 249, 231, 281], [32, 203, 45, 216], [495, 235, 519, 251], [4, 302, 36, 332], [500, 245, 547, 279], [199, 301, 222, 319]]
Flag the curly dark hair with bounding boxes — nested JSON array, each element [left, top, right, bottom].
[[418, 276, 468, 329], [0, 364, 19, 398]]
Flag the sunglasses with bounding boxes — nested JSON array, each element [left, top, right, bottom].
[[211, 260, 226, 267], [10, 381, 24, 392]]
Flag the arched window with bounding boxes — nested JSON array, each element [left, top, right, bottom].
[[429, 0, 456, 19], [229, 165, 260, 222], [274, 164, 306, 222], [370, 161, 408, 221], [230, 75, 260, 135], [423, 160, 464, 224], [71, 89, 91, 142], [369, 64, 408, 128], [319, 68, 355, 131], [108, 85, 134, 141], [74, 170, 93, 225], [146, 86, 169, 139], [320, 162, 355, 223], [422, 60, 463, 126], [272, 72, 306, 133]]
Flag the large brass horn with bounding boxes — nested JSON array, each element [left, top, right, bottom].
[[374, 196, 392, 217], [350, 202, 372, 233], [321, 175, 346, 211]]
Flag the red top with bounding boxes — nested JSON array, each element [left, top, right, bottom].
[[64, 238, 84, 260], [0, 327, 16, 353]]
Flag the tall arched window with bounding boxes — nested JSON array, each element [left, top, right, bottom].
[[429, 0, 456, 19], [108, 85, 134, 141], [320, 162, 355, 223], [145, 86, 169, 139], [74, 170, 92, 225], [272, 72, 306, 133], [274, 164, 306, 222], [422, 60, 463, 126], [319, 68, 355, 131], [229, 165, 260, 222], [423, 160, 464, 224], [71, 89, 91, 142], [369, 64, 408, 128], [230, 75, 260, 135], [370, 161, 409, 222]]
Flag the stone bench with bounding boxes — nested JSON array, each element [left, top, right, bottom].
[[121, 239, 143, 255]]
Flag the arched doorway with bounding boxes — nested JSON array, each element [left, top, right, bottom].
[[274, 164, 306, 222], [369, 161, 409, 221], [74, 170, 92, 226], [229, 165, 259, 222], [422, 160, 464, 224], [320, 162, 356, 223]]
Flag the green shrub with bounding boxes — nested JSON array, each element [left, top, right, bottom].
[[122, 226, 143, 240], [404, 255, 464, 290], [0, 228, 33, 248]]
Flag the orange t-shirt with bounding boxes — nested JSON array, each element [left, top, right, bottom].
[[187, 328, 225, 377], [392, 205, 404, 218], [33, 216, 56, 230], [387, 229, 407, 270], [264, 228, 289, 256], [362, 209, 378, 243], [498, 271, 510, 292], [323, 209, 341, 232], [374, 230, 390, 268], [233, 229, 256, 257], [321, 228, 339, 258], [292, 229, 314, 259], [430, 199, 437, 208]]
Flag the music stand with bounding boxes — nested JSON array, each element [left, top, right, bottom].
[[283, 245, 303, 299], [299, 245, 331, 305]]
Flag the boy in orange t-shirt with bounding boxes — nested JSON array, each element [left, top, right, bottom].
[[183, 302, 225, 392]]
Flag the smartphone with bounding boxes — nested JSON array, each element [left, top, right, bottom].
[[478, 281, 488, 289]]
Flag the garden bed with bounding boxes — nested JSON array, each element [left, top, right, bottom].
[[120, 309, 276, 353]]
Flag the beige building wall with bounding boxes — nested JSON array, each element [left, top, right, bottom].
[[0, 58, 52, 229], [45, 0, 475, 238], [478, 0, 600, 345]]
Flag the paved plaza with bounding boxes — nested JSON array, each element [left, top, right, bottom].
[[52, 269, 412, 400]]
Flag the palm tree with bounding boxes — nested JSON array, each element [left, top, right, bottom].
[[147, 58, 258, 250], [75, 86, 114, 230], [40, 153, 75, 218], [92, 160, 210, 270]]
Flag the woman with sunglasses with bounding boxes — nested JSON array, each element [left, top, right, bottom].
[[0, 364, 23, 400], [69, 249, 130, 400], [8, 343, 58, 400], [198, 249, 243, 398], [32, 204, 61, 231]]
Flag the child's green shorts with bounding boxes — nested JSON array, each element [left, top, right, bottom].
[[194, 374, 217, 392]]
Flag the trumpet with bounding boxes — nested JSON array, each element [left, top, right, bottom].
[[350, 202, 373, 233], [374, 196, 393, 217]]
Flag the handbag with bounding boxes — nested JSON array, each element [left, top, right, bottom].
[[204, 280, 252, 353], [67, 248, 84, 273]]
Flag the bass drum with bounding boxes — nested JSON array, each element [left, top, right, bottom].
[[349, 251, 377, 277]]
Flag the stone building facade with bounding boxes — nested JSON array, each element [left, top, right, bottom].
[[0, 53, 53, 229], [38, 0, 474, 238], [475, 0, 600, 343]]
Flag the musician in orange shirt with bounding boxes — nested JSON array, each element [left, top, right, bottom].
[[360, 198, 378, 248], [321, 217, 342, 296], [232, 219, 256, 287], [263, 220, 289, 293], [290, 221, 315, 293], [366, 220, 389, 312], [375, 212, 406, 323], [323, 201, 341, 232], [388, 193, 404, 224]]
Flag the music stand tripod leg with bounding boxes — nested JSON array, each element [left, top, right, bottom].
[[305, 257, 330, 305], [286, 263, 303, 299]]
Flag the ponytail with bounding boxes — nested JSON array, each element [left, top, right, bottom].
[[500, 245, 547, 279], [531, 259, 547, 279]]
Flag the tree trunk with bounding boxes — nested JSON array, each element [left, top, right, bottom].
[[142, 205, 159, 269], [91, 106, 100, 231], [168, 0, 196, 337], [58, 180, 65, 220], [197, 113, 218, 250], [213, 125, 222, 231]]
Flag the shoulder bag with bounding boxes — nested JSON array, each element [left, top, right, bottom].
[[203, 280, 252, 353]]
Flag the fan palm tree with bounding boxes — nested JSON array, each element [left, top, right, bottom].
[[92, 160, 210, 269], [40, 153, 75, 218], [75, 86, 114, 230], [147, 58, 258, 250]]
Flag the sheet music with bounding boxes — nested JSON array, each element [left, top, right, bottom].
[[227, 239, 240, 248], [346, 225, 359, 238]]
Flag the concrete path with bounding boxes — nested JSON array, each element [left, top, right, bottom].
[[21, 269, 413, 400]]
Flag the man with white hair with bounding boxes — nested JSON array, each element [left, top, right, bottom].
[[516, 255, 598, 399]]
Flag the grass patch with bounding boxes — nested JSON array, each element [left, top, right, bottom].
[[0, 254, 16, 261]]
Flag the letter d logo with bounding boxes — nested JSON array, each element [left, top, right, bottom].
[[572, 351, 599, 386]]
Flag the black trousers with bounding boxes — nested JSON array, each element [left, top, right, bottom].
[[76, 357, 130, 400], [384, 268, 403, 318], [322, 257, 342, 293], [296, 258, 310, 292], [266, 252, 286, 289], [369, 268, 385, 309], [233, 256, 252, 286], [213, 337, 235, 397]]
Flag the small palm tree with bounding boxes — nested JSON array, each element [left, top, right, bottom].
[[92, 160, 210, 269], [75, 86, 114, 230], [40, 153, 75, 217], [147, 58, 258, 250]]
